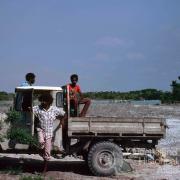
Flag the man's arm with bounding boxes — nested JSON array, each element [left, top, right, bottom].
[[59, 114, 67, 126], [55, 107, 66, 125]]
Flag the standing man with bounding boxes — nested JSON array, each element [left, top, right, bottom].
[[21, 73, 36, 86], [68, 74, 91, 117], [33, 93, 66, 172]]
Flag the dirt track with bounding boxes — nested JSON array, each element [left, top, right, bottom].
[[0, 154, 179, 180]]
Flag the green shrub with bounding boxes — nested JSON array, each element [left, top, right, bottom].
[[6, 110, 21, 124], [7, 128, 38, 146], [6, 110, 38, 147], [0, 134, 5, 142], [0, 120, 3, 130]]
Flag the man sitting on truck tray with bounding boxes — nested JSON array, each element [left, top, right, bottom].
[[68, 74, 91, 117], [21, 72, 36, 86], [32, 93, 66, 172]]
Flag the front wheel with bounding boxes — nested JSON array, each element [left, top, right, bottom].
[[87, 141, 123, 176]]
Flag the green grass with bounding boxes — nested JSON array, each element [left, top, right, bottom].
[[6, 109, 22, 124], [7, 128, 38, 146], [0, 134, 5, 142], [19, 175, 44, 180], [5, 109, 38, 147]]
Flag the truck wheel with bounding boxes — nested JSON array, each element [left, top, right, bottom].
[[87, 141, 123, 176]]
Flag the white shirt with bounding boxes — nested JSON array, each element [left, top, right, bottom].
[[33, 105, 65, 139]]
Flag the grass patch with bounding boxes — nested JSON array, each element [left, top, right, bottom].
[[7, 128, 38, 146], [6, 110, 21, 124], [5, 110, 39, 147], [19, 175, 44, 180], [0, 134, 5, 142]]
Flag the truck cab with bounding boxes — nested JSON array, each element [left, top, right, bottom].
[[13, 85, 88, 153], [14, 86, 64, 150]]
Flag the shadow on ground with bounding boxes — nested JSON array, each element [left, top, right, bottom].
[[0, 156, 89, 175]]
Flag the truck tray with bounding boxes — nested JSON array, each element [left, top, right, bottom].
[[68, 117, 166, 139]]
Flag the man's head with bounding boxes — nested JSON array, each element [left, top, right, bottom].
[[25, 73, 35, 85], [70, 74, 78, 86], [38, 93, 53, 109]]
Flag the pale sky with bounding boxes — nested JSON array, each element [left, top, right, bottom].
[[0, 0, 180, 92]]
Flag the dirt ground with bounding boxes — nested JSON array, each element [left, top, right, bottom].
[[0, 101, 180, 180], [0, 153, 179, 180]]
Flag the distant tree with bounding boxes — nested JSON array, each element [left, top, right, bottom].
[[0, 91, 14, 101], [84, 88, 168, 101], [171, 78, 180, 102]]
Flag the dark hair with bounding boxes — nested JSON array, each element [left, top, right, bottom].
[[25, 73, 35, 81], [70, 74, 78, 81], [38, 93, 53, 104]]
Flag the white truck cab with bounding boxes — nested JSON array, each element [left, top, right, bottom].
[[14, 86, 64, 150]]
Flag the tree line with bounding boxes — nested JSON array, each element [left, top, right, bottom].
[[0, 91, 14, 101], [84, 75, 180, 103], [1, 75, 180, 103], [84, 89, 172, 103], [171, 76, 180, 102]]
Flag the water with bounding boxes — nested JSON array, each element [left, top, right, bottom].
[[131, 100, 161, 105], [92, 99, 161, 105]]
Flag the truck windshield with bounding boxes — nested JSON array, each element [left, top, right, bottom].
[[15, 91, 63, 110], [56, 92, 63, 107]]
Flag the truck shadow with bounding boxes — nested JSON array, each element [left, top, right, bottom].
[[0, 156, 89, 175]]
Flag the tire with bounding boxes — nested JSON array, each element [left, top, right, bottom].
[[87, 141, 123, 176]]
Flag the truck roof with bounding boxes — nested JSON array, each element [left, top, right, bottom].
[[15, 86, 63, 91]]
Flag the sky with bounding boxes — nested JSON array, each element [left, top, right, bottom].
[[0, 0, 180, 92]]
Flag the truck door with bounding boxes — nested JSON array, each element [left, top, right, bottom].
[[14, 89, 33, 136]]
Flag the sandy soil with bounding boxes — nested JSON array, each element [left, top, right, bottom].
[[0, 102, 180, 179], [0, 154, 179, 180]]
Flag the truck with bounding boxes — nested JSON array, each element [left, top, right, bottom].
[[0, 86, 167, 176]]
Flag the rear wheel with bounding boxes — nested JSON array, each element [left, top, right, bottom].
[[87, 141, 123, 176]]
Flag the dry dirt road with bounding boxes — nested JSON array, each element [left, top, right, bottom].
[[0, 153, 179, 180]]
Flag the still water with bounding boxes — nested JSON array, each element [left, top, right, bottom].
[[92, 99, 161, 105]]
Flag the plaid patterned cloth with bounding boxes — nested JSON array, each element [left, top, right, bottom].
[[33, 105, 65, 139]]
